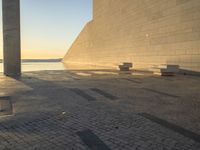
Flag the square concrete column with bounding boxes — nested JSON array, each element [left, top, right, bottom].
[[2, 0, 21, 77]]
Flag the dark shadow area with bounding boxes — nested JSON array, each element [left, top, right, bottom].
[[0, 96, 13, 116], [77, 129, 111, 150]]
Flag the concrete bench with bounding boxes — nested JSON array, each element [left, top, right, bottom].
[[151, 64, 179, 76], [119, 63, 133, 71]]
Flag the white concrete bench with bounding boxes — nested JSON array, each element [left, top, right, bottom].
[[151, 64, 179, 76], [119, 63, 133, 71]]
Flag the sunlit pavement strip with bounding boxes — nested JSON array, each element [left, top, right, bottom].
[[75, 72, 92, 77], [91, 71, 118, 75], [0, 70, 200, 150]]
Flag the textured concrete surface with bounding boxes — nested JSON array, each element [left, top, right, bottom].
[[63, 0, 200, 72], [2, 0, 21, 76], [0, 70, 200, 149]]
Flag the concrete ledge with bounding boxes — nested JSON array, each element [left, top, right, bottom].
[[150, 65, 180, 76], [119, 62, 133, 71], [179, 69, 200, 77]]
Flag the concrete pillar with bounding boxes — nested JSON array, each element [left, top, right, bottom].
[[2, 0, 21, 77]]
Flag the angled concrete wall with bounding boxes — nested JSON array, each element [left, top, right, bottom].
[[63, 0, 200, 72]]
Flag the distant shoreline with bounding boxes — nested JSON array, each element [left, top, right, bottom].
[[0, 58, 62, 63]]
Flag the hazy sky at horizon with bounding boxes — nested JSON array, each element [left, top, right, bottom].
[[0, 0, 92, 59]]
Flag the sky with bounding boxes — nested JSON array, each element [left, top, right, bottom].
[[0, 0, 92, 59]]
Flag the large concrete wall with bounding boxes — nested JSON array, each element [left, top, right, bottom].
[[63, 0, 200, 72]]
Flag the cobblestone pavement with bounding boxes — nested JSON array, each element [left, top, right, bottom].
[[0, 70, 200, 150]]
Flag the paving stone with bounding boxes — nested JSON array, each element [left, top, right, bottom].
[[0, 70, 199, 150]]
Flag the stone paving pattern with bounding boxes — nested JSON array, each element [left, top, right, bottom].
[[0, 70, 200, 150]]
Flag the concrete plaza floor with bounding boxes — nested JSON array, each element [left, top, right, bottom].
[[0, 70, 200, 150]]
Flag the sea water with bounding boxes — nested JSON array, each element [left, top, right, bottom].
[[0, 62, 66, 73]]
